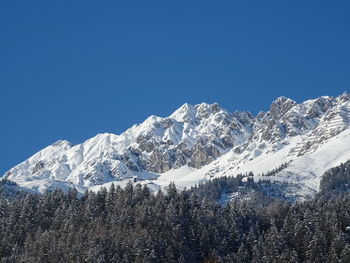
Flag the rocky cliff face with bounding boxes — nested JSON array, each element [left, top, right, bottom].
[[3, 93, 350, 194], [238, 94, 350, 159], [109, 102, 255, 174], [4, 102, 254, 187]]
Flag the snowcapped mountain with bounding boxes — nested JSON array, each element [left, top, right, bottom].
[[3, 93, 350, 198]]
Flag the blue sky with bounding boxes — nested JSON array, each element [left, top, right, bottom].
[[1, 1, 350, 174]]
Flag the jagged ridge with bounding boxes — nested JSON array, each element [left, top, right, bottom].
[[3, 93, 350, 197]]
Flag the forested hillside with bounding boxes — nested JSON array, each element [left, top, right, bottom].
[[1, 175, 350, 263], [320, 160, 350, 196]]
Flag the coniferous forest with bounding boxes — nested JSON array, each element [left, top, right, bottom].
[[1, 163, 350, 262]]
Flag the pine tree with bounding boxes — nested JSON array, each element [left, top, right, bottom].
[[236, 242, 250, 263]]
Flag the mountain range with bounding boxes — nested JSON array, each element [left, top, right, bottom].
[[3, 93, 350, 199]]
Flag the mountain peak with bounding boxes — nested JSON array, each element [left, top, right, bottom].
[[52, 140, 71, 147], [337, 91, 350, 102], [195, 102, 221, 111], [169, 103, 196, 122], [271, 96, 296, 105], [269, 96, 297, 119], [170, 102, 225, 123]]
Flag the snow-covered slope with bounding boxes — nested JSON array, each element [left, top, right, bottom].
[[3, 93, 350, 198]]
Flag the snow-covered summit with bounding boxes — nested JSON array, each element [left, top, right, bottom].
[[3, 94, 350, 198], [169, 103, 197, 123]]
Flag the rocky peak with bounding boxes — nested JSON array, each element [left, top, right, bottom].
[[195, 102, 218, 119], [304, 96, 335, 118], [337, 92, 350, 103], [52, 140, 72, 147], [170, 102, 231, 125], [269, 96, 297, 120]]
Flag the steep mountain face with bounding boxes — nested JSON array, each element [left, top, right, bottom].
[[238, 94, 347, 158], [3, 103, 253, 190], [3, 93, 350, 198], [126, 102, 254, 173]]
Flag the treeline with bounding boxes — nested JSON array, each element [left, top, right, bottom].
[[1, 179, 350, 262], [189, 174, 293, 203], [259, 161, 290, 177], [188, 174, 251, 202], [0, 179, 27, 200]]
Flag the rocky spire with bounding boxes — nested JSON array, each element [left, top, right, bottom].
[[269, 96, 297, 120]]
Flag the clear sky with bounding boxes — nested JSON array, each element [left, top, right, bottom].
[[1, 1, 350, 174]]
